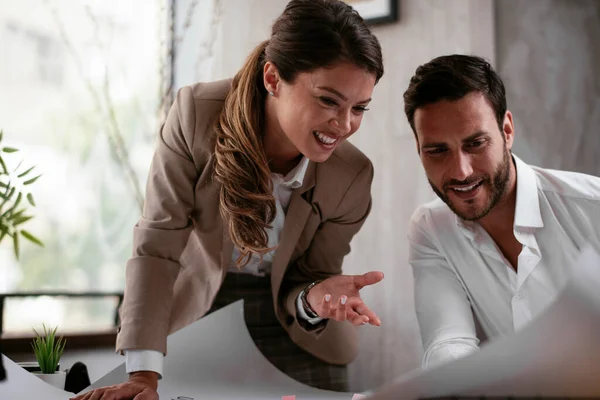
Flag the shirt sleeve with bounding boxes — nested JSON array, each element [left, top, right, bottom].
[[422, 338, 479, 369], [125, 349, 164, 378], [296, 291, 324, 324], [408, 210, 480, 369]]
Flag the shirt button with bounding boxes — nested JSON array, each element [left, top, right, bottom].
[[515, 292, 523, 299]]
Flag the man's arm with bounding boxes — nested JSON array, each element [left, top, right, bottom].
[[409, 213, 479, 369]]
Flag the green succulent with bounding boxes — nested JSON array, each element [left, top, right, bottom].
[[0, 129, 43, 259], [31, 324, 66, 374]]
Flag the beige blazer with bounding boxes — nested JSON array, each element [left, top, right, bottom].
[[116, 79, 374, 365]]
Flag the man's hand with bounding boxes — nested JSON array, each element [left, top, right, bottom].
[[70, 371, 159, 400], [306, 271, 384, 326]]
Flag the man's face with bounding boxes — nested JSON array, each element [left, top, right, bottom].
[[414, 91, 515, 221]]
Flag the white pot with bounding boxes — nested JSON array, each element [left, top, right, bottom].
[[33, 370, 67, 390]]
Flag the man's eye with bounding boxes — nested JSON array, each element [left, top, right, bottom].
[[469, 140, 484, 148], [426, 148, 447, 155]]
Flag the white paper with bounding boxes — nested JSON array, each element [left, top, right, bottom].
[[0, 355, 72, 400], [86, 299, 355, 399], [368, 245, 600, 399], [9, 246, 596, 400]]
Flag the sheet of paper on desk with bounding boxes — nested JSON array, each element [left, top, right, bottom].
[[86, 299, 356, 400], [0, 355, 72, 400], [368, 245, 600, 400]]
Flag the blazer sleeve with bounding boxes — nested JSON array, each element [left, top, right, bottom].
[[116, 86, 200, 355], [279, 158, 374, 364]]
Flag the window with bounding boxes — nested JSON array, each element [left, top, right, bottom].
[[0, 0, 170, 336]]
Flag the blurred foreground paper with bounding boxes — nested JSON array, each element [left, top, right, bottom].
[[0, 355, 72, 399], [86, 299, 354, 399], [368, 246, 600, 399], [7, 245, 597, 400]]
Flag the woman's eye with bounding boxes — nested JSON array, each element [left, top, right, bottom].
[[319, 97, 338, 106]]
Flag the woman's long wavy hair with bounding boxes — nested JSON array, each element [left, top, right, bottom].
[[213, 0, 384, 267]]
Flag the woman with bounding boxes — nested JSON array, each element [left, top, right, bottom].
[[73, 0, 384, 398]]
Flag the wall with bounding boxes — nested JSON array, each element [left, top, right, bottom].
[[496, 0, 600, 175]]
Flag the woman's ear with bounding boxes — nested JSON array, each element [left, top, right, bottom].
[[263, 61, 280, 95]]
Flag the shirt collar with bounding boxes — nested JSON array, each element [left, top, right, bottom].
[[513, 154, 544, 228], [273, 156, 310, 189], [455, 153, 543, 236]]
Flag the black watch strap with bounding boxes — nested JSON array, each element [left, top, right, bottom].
[[300, 280, 322, 319]]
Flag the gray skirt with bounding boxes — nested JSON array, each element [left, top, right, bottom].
[[205, 272, 348, 391]]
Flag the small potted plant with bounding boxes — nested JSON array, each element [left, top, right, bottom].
[[31, 324, 67, 389]]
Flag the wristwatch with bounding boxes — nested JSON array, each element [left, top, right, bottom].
[[300, 280, 322, 319]]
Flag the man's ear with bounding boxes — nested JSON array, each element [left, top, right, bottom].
[[503, 110, 515, 150]]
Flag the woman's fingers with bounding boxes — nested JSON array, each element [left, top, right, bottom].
[[316, 293, 332, 316], [334, 295, 347, 321], [316, 295, 381, 326]]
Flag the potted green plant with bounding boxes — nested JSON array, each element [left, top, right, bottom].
[[0, 129, 43, 258], [31, 324, 67, 389]]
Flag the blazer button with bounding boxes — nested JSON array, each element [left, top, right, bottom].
[[286, 316, 295, 326]]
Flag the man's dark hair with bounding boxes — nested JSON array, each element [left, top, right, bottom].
[[403, 54, 507, 135]]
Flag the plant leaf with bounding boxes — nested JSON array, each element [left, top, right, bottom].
[[12, 231, 19, 259], [8, 208, 26, 220], [26, 193, 36, 206], [12, 215, 33, 226], [0, 157, 7, 174], [0, 187, 15, 213], [21, 230, 43, 246], [2, 147, 18, 153], [1, 184, 11, 199], [13, 159, 23, 174], [4, 192, 23, 216], [17, 166, 34, 178], [23, 175, 41, 186]]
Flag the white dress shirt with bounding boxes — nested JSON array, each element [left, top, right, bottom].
[[408, 155, 600, 369], [126, 157, 323, 376], [228, 156, 310, 276]]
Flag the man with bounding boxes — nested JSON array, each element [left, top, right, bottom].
[[403, 54, 600, 369]]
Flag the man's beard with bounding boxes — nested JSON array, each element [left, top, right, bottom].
[[429, 148, 511, 221]]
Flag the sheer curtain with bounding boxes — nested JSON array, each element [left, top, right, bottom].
[[0, 0, 165, 334]]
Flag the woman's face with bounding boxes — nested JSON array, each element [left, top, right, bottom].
[[263, 62, 377, 164]]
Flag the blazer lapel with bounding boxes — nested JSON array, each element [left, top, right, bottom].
[[271, 161, 316, 301]]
